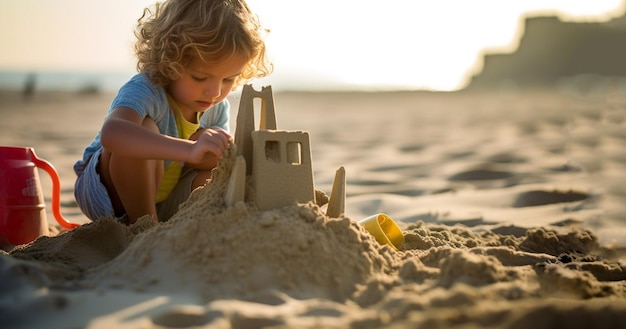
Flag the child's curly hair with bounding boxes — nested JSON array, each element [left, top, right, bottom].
[[134, 0, 272, 88]]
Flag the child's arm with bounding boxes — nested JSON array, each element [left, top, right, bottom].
[[100, 107, 230, 165]]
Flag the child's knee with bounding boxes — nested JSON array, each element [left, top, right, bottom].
[[192, 169, 213, 189]]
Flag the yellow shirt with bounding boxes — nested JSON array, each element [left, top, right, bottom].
[[156, 95, 200, 203]]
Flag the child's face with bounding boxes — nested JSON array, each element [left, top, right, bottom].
[[167, 53, 248, 122]]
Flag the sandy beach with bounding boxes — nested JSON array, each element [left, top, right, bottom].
[[1, 85, 625, 328]]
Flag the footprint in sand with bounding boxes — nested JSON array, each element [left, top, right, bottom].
[[447, 161, 550, 188], [447, 168, 519, 189], [151, 305, 217, 328], [487, 153, 527, 164], [448, 169, 514, 181], [513, 190, 590, 208]]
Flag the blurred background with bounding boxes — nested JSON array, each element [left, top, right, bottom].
[[0, 0, 625, 93]]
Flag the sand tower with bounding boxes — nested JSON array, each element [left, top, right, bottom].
[[225, 85, 345, 217]]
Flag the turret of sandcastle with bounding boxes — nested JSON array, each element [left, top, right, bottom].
[[224, 85, 345, 217]]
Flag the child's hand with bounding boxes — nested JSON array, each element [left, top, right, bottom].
[[187, 128, 231, 168]]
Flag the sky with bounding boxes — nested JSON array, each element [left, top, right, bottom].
[[0, 0, 624, 91]]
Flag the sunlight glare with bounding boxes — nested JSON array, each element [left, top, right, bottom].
[[0, 0, 623, 91]]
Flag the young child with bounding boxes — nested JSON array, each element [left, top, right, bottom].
[[74, 0, 271, 224]]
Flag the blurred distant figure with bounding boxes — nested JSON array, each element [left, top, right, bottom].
[[22, 73, 36, 100]]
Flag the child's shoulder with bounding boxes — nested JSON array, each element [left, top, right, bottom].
[[118, 73, 165, 97], [111, 73, 169, 116], [125, 73, 153, 88]]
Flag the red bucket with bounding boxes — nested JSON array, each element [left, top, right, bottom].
[[0, 146, 79, 246]]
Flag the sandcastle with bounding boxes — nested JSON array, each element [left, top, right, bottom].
[[225, 84, 346, 217]]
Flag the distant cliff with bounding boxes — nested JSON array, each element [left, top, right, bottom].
[[466, 11, 626, 90]]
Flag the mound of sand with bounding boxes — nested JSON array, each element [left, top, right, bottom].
[[4, 145, 625, 328]]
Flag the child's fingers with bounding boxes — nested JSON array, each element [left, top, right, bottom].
[[204, 128, 231, 149], [202, 135, 228, 158]]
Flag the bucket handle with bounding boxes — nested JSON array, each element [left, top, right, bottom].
[[29, 149, 80, 230]]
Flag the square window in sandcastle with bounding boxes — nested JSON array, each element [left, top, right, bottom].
[[264, 141, 281, 162], [286, 142, 302, 165]]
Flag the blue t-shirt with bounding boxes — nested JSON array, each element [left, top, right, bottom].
[[78, 73, 230, 165]]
